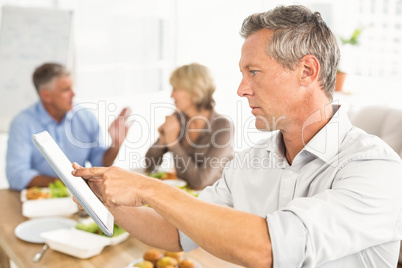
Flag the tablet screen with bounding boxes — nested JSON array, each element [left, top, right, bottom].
[[32, 131, 114, 236]]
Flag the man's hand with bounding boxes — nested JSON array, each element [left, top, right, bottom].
[[72, 162, 103, 201], [72, 162, 146, 208], [108, 107, 131, 148]]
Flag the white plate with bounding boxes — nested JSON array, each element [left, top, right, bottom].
[[126, 258, 202, 268], [162, 179, 187, 188], [14, 217, 77, 244]]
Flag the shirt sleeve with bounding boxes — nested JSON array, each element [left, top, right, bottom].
[[179, 166, 234, 251], [6, 116, 40, 190], [86, 111, 108, 167], [144, 139, 168, 172], [267, 158, 402, 267], [170, 117, 234, 189]]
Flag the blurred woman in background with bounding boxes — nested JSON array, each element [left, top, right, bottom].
[[145, 63, 234, 190]]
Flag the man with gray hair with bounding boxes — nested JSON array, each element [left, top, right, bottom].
[[6, 62, 131, 191], [72, 5, 402, 267]]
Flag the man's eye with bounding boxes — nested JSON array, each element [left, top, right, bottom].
[[250, 70, 258, 76]]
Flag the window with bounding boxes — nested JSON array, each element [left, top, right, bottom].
[[305, 0, 402, 79], [354, 0, 402, 78], [0, 0, 177, 99], [59, 0, 176, 98]]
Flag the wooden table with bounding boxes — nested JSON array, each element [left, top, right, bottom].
[[0, 189, 241, 268]]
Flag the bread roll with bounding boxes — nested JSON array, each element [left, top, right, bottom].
[[133, 260, 154, 268], [179, 259, 197, 268], [156, 256, 178, 268], [164, 251, 184, 262], [143, 249, 163, 266]]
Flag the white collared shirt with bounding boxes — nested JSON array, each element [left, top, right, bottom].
[[179, 105, 402, 267]]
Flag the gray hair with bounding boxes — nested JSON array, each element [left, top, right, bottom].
[[32, 63, 69, 93], [240, 5, 340, 100]]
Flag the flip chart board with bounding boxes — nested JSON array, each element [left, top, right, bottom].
[[0, 5, 73, 132]]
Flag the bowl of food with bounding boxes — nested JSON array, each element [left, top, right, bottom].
[[21, 180, 70, 202], [75, 218, 129, 245], [40, 228, 111, 259], [127, 249, 201, 268], [147, 171, 200, 197], [21, 181, 78, 218], [148, 171, 178, 181], [40, 219, 129, 259]]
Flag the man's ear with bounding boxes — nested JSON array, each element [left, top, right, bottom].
[[300, 55, 319, 87], [39, 89, 51, 103]]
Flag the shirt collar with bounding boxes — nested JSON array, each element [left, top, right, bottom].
[[37, 101, 74, 126], [37, 101, 57, 126], [266, 130, 286, 157], [303, 104, 352, 163]]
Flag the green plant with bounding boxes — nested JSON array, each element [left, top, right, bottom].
[[340, 27, 364, 46], [337, 27, 364, 73]]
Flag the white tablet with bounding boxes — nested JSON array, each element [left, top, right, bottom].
[[32, 131, 114, 237]]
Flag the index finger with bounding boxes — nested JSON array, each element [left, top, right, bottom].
[[119, 107, 131, 119], [71, 165, 109, 179]]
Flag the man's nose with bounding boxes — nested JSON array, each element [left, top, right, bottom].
[[237, 78, 252, 97]]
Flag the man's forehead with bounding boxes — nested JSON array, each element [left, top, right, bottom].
[[54, 74, 73, 86], [56, 74, 72, 82], [239, 30, 272, 66], [245, 29, 273, 43]]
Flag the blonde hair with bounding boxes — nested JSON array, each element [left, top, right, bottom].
[[170, 63, 216, 111]]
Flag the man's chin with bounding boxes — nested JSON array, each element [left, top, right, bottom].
[[255, 118, 274, 131], [255, 125, 273, 132]]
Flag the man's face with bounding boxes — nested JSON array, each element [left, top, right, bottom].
[[43, 74, 75, 115], [238, 29, 303, 131]]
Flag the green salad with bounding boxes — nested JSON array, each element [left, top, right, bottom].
[[75, 222, 126, 237], [181, 185, 199, 197], [148, 171, 166, 179], [49, 180, 69, 198]]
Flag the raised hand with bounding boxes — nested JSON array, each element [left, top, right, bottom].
[[162, 114, 181, 147], [108, 107, 131, 148]]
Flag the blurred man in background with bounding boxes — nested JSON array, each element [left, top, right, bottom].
[[6, 63, 131, 191]]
